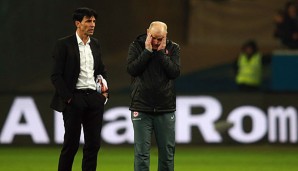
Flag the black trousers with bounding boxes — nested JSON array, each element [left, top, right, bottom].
[[58, 90, 105, 171]]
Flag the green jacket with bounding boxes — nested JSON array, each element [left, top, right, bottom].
[[127, 34, 180, 113]]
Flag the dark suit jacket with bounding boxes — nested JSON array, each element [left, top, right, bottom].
[[50, 34, 107, 112]]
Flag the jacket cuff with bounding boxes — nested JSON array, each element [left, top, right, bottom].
[[144, 48, 153, 54], [156, 49, 166, 56]]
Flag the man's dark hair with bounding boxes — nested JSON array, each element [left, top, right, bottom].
[[73, 7, 98, 22]]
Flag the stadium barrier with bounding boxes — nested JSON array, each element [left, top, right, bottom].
[[0, 93, 297, 145]]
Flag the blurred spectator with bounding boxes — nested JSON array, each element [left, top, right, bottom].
[[274, 1, 298, 49], [273, 9, 285, 39], [234, 40, 262, 91]]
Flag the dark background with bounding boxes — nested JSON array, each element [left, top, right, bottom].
[[1, 0, 295, 95], [0, 0, 188, 94]]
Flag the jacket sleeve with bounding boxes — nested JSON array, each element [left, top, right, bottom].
[[159, 43, 181, 79], [93, 40, 108, 80], [50, 40, 72, 102], [127, 42, 151, 77], [98, 57, 107, 80], [93, 40, 109, 97]]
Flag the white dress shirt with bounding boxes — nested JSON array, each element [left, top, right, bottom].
[[75, 32, 96, 90]]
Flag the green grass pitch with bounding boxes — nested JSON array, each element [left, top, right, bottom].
[[0, 145, 297, 171]]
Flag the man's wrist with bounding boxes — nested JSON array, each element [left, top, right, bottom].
[[145, 48, 153, 53]]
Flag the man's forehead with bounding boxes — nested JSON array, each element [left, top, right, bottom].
[[83, 16, 96, 20], [151, 34, 164, 39], [149, 30, 165, 38]]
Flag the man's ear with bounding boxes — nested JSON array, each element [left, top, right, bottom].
[[75, 21, 80, 28]]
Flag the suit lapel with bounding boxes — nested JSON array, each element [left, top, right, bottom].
[[89, 39, 98, 70], [71, 35, 80, 65]]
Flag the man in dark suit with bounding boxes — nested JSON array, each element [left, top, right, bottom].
[[50, 7, 108, 171]]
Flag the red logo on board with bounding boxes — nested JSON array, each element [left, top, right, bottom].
[[133, 111, 139, 117]]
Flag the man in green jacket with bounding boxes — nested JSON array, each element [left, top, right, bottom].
[[127, 21, 180, 171]]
